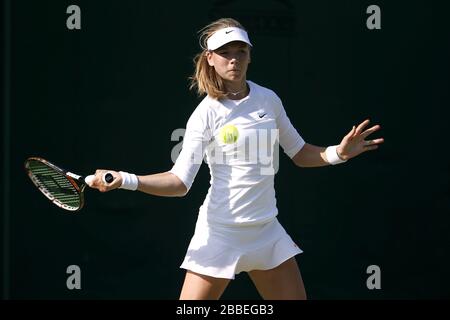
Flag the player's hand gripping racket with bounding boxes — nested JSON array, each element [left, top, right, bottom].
[[24, 157, 114, 211]]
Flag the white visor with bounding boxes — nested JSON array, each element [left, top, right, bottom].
[[206, 27, 253, 51]]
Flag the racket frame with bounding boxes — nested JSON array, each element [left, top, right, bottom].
[[24, 157, 87, 211]]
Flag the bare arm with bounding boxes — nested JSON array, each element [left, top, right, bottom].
[[292, 143, 330, 167], [137, 172, 187, 197], [88, 170, 187, 197]]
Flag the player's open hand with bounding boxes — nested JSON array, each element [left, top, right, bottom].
[[337, 119, 384, 160], [86, 170, 122, 192]]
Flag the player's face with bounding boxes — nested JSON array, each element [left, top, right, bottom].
[[207, 41, 251, 83]]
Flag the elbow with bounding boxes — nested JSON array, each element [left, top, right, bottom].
[[291, 152, 305, 168], [291, 143, 309, 168], [169, 172, 189, 197], [293, 159, 307, 168], [294, 160, 305, 168], [174, 184, 188, 197]]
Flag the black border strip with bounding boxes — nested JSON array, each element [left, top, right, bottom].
[[3, 0, 11, 300]]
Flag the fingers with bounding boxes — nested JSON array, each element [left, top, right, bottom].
[[364, 144, 379, 151], [355, 119, 371, 136], [371, 138, 385, 144], [345, 125, 356, 139], [85, 170, 103, 189], [361, 124, 381, 139], [84, 175, 95, 186], [363, 138, 385, 149], [88, 169, 121, 192]]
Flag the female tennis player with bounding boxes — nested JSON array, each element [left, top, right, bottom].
[[88, 18, 384, 300]]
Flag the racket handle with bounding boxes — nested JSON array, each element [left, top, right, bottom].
[[102, 172, 115, 184], [84, 173, 115, 185]]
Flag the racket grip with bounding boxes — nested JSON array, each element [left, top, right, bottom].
[[102, 172, 115, 184], [84, 173, 114, 185]]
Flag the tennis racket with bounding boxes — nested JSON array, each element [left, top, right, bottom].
[[24, 157, 114, 211]]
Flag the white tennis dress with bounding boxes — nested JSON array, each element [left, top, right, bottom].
[[170, 80, 306, 279]]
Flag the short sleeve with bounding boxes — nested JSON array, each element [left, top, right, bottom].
[[169, 104, 212, 193], [275, 98, 305, 158]]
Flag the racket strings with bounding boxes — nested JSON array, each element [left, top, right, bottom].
[[27, 161, 81, 210]]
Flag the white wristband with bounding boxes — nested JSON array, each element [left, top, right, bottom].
[[118, 171, 139, 191], [325, 145, 347, 165]]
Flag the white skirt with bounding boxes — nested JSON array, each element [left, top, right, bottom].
[[180, 216, 302, 279]]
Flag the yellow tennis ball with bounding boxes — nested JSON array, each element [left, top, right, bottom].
[[220, 124, 239, 144]]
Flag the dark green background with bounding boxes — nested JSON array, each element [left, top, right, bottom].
[[2, 0, 449, 299]]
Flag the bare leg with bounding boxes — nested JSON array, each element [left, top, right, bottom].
[[179, 270, 231, 300], [248, 257, 307, 300]]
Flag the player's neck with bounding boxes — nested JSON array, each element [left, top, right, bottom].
[[225, 81, 249, 100]]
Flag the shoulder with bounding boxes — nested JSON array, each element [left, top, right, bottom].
[[186, 96, 220, 128], [192, 95, 222, 114], [189, 96, 213, 118], [248, 80, 282, 104]]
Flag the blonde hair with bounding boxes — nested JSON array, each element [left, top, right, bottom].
[[189, 18, 248, 100]]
